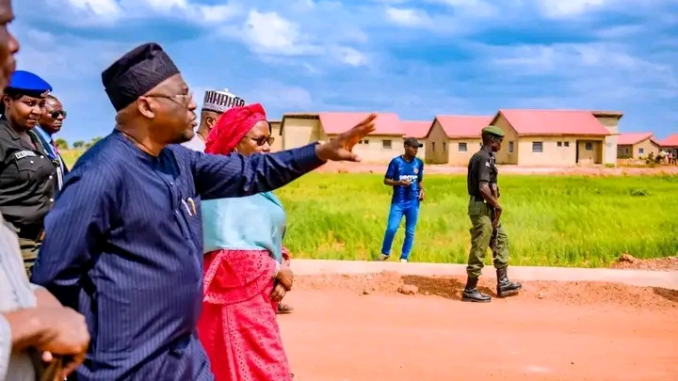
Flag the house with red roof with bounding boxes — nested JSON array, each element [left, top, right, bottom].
[[424, 115, 493, 165], [616, 132, 659, 159], [490, 109, 623, 166], [279, 112, 431, 162], [659, 134, 678, 151]]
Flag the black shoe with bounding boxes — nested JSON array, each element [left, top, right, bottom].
[[496, 268, 522, 297], [461, 277, 491, 303]]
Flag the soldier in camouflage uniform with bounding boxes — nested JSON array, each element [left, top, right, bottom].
[[462, 126, 522, 303]]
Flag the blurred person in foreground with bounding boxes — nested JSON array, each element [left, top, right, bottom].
[[182, 89, 244, 152], [376, 137, 425, 263], [31, 41, 376, 381], [198, 103, 295, 381], [0, 1, 90, 380], [462, 126, 521, 303]]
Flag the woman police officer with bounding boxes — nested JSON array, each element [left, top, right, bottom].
[[0, 70, 58, 275]]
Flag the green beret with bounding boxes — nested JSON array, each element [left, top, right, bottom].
[[481, 126, 505, 138]]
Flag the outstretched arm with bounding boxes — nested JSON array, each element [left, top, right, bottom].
[[192, 143, 325, 200]]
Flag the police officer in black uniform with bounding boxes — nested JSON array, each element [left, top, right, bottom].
[[463, 126, 522, 303], [0, 70, 57, 275]]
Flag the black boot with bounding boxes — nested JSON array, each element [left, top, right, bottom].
[[496, 267, 522, 297], [461, 277, 491, 303]]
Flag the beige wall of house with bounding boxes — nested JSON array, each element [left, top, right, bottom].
[[281, 115, 409, 163], [492, 114, 604, 166], [617, 138, 659, 159], [327, 135, 405, 163], [269, 121, 283, 152], [492, 115, 519, 165], [447, 139, 481, 165], [424, 120, 448, 164], [281, 116, 323, 149], [593, 113, 621, 165]]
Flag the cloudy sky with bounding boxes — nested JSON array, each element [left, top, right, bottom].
[[11, 0, 678, 143]]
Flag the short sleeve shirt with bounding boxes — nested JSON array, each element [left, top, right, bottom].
[[384, 156, 424, 204], [467, 147, 497, 197]]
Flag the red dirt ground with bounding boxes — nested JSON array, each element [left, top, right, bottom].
[[315, 161, 678, 176], [610, 254, 678, 271], [279, 274, 678, 381]]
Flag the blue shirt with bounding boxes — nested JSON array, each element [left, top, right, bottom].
[[31, 130, 323, 381], [384, 155, 424, 204], [32, 127, 65, 189]]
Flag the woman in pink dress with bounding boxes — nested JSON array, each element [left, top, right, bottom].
[[197, 103, 294, 381]]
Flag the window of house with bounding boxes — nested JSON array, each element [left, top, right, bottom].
[[458, 142, 467, 152], [382, 140, 392, 149], [564, 141, 570, 147], [557, 141, 562, 147], [532, 142, 543, 153], [625, 148, 629, 154], [639, 147, 644, 155], [443, 142, 447, 151], [508, 141, 514, 153], [364, 139, 369, 145], [585, 142, 593, 151], [432, 142, 436, 152]]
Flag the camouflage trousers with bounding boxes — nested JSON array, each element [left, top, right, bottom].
[[19, 237, 40, 278], [466, 199, 509, 278]]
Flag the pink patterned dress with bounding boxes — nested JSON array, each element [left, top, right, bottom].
[[197, 192, 292, 381]]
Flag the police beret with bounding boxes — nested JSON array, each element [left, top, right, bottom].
[[481, 126, 505, 138], [6, 70, 52, 96]]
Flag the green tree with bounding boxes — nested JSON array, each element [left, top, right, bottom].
[[55, 138, 68, 150], [73, 140, 84, 148]]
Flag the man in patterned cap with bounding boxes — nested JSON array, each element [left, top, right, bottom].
[[182, 89, 244, 152], [462, 125, 522, 303], [32, 42, 376, 381]]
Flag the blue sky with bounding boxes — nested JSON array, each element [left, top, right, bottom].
[[11, 0, 678, 143]]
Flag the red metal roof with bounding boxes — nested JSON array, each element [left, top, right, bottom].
[[402, 120, 431, 139], [318, 112, 402, 136], [432, 115, 493, 138], [617, 132, 654, 145], [660, 134, 678, 147], [495, 109, 610, 136]]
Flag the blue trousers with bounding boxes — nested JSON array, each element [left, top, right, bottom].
[[380, 200, 420, 260]]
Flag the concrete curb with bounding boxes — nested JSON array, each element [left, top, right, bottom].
[[291, 259, 678, 290]]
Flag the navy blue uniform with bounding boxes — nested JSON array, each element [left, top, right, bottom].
[[31, 130, 323, 381]]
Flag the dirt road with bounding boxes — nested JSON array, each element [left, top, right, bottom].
[[279, 279, 678, 381]]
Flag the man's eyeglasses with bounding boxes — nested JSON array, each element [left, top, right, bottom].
[[248, 136, 275, 147], [48, 110, 67, 119], [145, 91, 193, 105]]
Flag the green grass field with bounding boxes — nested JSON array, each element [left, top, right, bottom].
[[276, 174, 678, 267], [62, 150, 678, 267]]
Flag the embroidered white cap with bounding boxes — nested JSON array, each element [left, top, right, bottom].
[[202, 88, 245, 113]]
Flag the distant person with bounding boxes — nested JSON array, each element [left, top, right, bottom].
[[463, 126, 521, 303], [0, 70, 58, 275], [198, 103, 294, 381], [0, 1, 90, 380], [31, 42, 376, 381], [182, 89, 244, 152], [376, 137, 425, 263], [36, 94, 68, 189]]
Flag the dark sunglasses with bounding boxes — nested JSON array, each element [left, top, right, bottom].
[[249, 136, 275, 147], [49, 110, 67, 119]]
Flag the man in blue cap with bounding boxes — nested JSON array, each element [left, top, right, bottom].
[[0, 70, 60, 273], [463, 125, 522, 303]]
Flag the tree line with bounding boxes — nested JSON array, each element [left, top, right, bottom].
[[54, 137, 102, 150]]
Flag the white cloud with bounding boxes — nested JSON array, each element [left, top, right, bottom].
[[239, 10, 320, 56], [534, 0, 608, 18], [385, 7, 431, 27]]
